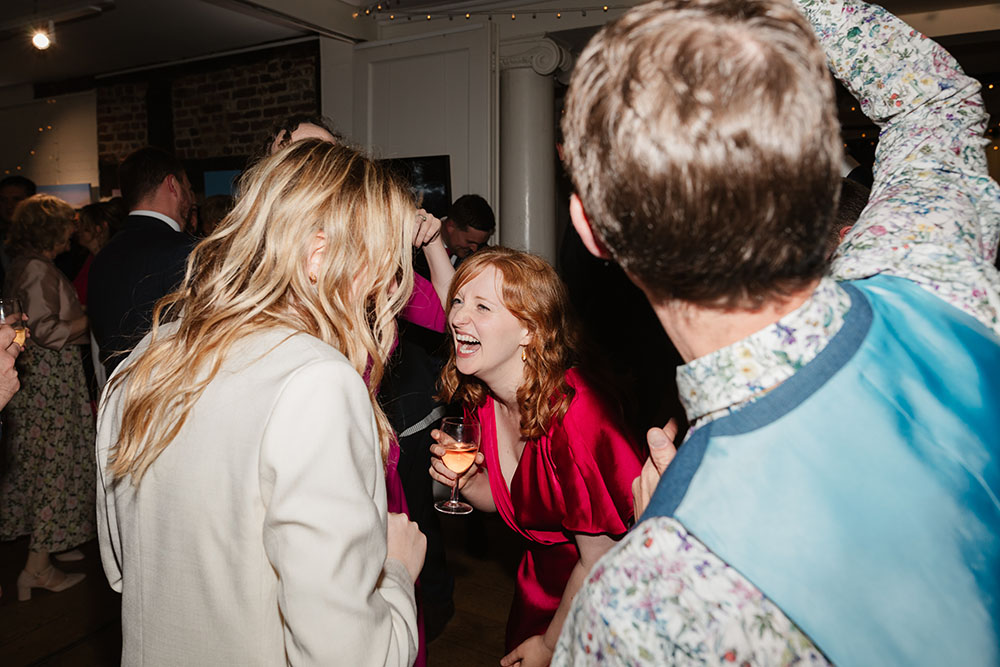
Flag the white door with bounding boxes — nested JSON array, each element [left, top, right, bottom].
[[353, 23, 498, 213]]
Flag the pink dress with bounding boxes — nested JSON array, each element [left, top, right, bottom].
[[474, 368, 642, 651], [386, 272, 446, 513], [383, 272, 445, 667]]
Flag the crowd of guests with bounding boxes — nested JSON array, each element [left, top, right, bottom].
[[1, 0, 998, 663]]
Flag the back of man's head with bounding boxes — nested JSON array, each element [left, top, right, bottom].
[[448, 194, 496, 234], [562, 0, 842, 309], [264, 115, 342, 157], [119, 147, 186, 212], [0, 175, 37, 223], [0, 175, 37, 197]]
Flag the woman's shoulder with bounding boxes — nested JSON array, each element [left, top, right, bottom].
[[120, 325, 361, 392], [557, 368, 636, 446], [230, 328, 359, 380], [6, 253, 53, 283], [562, 367, 611, 414]]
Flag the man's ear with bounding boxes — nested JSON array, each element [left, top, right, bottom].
[[570, 194, 611, 260], [164, 174, 181, 198]]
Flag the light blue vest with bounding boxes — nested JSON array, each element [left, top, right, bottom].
[[643, 275, 1000, 665]]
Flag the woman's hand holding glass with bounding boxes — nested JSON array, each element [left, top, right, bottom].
[[0, 298, 28, 349], [429, 437, 485, 488], [429, 418, 484, 514]]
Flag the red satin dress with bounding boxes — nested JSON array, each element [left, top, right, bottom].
[[474, 369, 642, 651]]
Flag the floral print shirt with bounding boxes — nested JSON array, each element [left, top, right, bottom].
[[677, 278, 851, 425], [553, 0, 1000, 663]]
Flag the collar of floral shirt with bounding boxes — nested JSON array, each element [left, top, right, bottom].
[[676, 276, 853, 428]]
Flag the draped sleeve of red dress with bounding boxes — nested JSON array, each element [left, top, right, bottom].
[[474, 368, 643, 651]]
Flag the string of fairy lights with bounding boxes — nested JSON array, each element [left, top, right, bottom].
[[352, 2, 624, 21], [3, 99, 59, 177], [3, 78, 999, 177]]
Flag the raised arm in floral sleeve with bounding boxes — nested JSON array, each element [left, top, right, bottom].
[[803, 0, 1000, 332]]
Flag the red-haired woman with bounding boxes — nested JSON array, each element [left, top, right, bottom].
[[430, 247, 642, 666]]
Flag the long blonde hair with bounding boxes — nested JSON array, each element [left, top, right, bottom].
[[106, 139, 415, 483]]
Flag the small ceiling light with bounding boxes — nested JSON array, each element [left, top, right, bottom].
[[511, 13, 516, 19], [556, 12, 562, 18], [603, 5, 609, 10], [389, 13, 394, 19], [426, 13, 431, 19], [465, 12, 470, 18], [32, 21, 54, 50]]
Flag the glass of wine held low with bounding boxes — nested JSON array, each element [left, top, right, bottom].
[[434, 417, 482, 515], [0, 298, 26, 348]]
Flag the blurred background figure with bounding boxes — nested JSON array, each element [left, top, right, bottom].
[[0, 194, 94, 601], [437, 194, 495, 266], [87, 147, 197, 376], [74, 200, 126, 307], [196, 194, 234, 238], [73, 199, 127, 405], [0, 176, 37, 286], [264, 114, 341, 156]]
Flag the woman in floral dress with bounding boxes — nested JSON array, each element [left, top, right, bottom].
[[1, 194, 94, 600]]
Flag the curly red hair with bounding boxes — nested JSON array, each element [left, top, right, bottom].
[[438, 247, 580, 439]]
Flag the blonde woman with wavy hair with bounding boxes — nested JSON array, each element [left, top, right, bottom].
[[429, 247, 642, 666], [96, 139, 426, 666]]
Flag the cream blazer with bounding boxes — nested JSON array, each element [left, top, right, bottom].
[[96, 325, 418, 666]]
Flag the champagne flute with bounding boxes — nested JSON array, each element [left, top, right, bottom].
[[0, 298, 26, 348], [434, 418, 482, 515]]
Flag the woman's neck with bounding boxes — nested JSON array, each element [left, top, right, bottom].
[[481, 362, 524, 414]]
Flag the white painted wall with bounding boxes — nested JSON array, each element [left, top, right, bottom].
[[350, 24, 497, 207], [0, 91, 99, 194], [319, 37, 356, 139]]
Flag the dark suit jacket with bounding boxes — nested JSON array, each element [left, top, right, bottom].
[[88, 214, 196, 374]]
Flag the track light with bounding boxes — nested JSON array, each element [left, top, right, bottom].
[[32, 21, 54, 50]]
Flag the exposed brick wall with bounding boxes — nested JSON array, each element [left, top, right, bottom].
[[97, 82, 148, 163], [96, 42, 319, 172], [172, 50, 318, 160]]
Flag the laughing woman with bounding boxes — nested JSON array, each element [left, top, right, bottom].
[[429, 247, 642, 666], [96, 140, 426, 665]]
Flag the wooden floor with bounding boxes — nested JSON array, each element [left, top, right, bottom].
[[0, 513, 518, 666]]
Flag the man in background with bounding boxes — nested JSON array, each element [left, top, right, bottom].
[[88, 147, 196, 374], [439, 194, 494, 264], [0, 176, 37, 284]]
